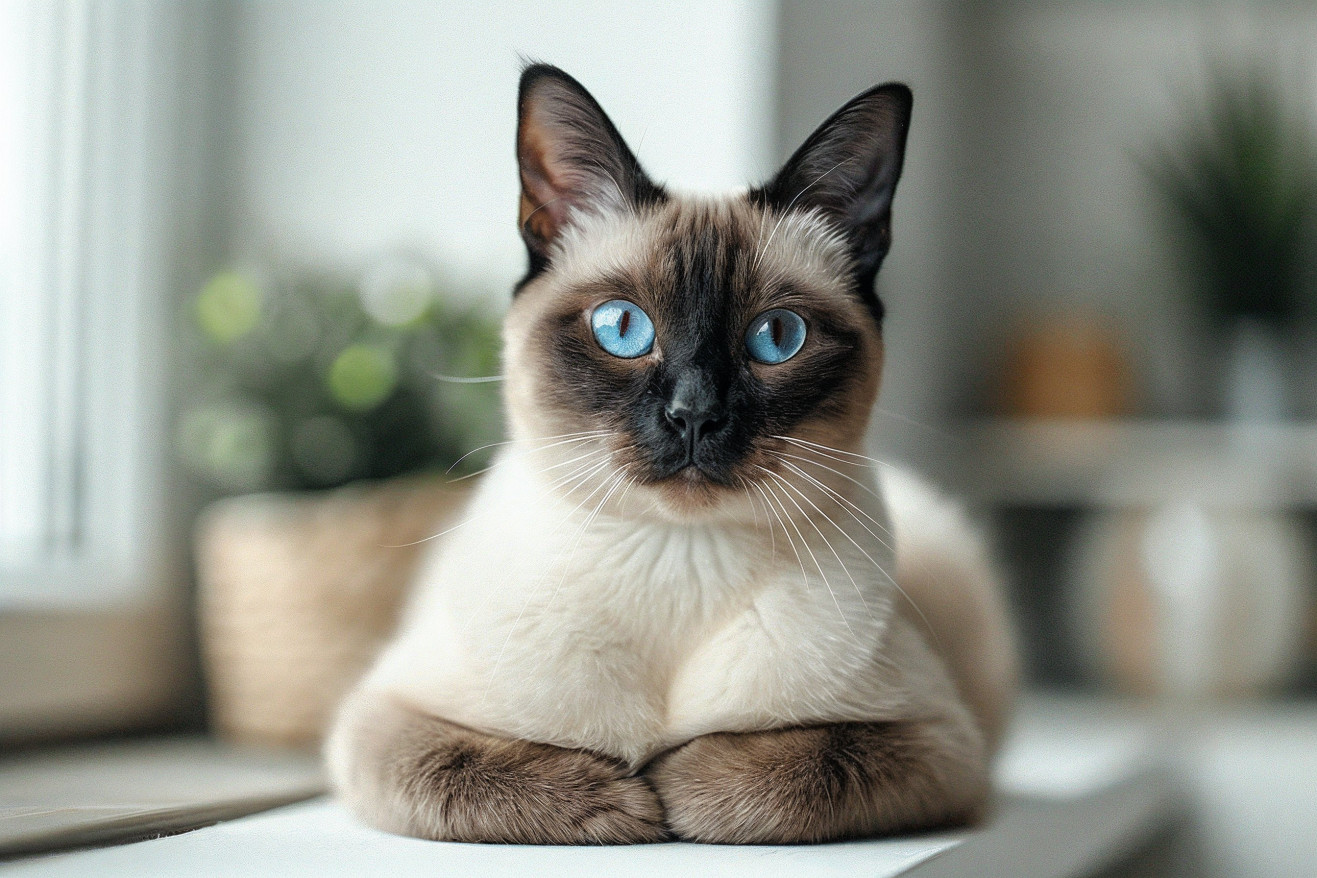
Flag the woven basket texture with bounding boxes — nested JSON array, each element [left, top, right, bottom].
[[196, 476, 468, 748]]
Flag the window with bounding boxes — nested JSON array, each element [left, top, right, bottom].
[[0, 0, 185, 741], [0, 0, 161, 608]]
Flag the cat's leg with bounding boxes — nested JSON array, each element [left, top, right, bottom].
[[326, 687, 668, 844], [646, 717, 988, 844]]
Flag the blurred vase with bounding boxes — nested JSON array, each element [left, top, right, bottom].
[[999, 314, 1133, 419], [1067, 502, 1312, 699], [196, 476, 469, 748], [1222, 319, 1289, 422], [1295, 326, 1317, 419]]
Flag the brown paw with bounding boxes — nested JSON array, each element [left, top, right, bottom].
[[647, 722, 986, 844], [330, 692, 667, 844], [405, 734, 668, 844]]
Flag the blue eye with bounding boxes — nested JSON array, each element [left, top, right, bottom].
[[745, 309, 806, 364], [591, 300, 655, 359]]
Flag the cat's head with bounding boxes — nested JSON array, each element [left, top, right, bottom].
[[502, 64, 910, 521]]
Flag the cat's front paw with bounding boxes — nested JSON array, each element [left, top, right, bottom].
[[646, 721, 987, 844], [329, 690, 667, 845], [411, 735, 668, 844]]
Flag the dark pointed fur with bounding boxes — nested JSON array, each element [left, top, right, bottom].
[[530, 201, 870, 490], [647, 719, 988, 844], [330, 689, 668, 844], [333, 688, 985, 845], [754, 83, 912, 324]]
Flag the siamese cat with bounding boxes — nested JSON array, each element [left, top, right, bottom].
[[327, 64, 1017, 845]]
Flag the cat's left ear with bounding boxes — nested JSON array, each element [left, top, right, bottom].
[[759, 83, 912, 311], [516, 64, 663, 277]]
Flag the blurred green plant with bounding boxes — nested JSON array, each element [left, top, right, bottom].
[[1144, 63, 1317, 327], [176, 257, 503, 493]]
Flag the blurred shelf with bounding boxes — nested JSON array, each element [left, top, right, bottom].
[[934, 419, 1317, 509]]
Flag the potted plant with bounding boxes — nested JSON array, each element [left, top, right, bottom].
[[1072, 73, 1317, 703], [179, 257, 501, 747], [1145, 62, 1317, 420]]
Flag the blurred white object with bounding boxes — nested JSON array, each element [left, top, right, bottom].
[[1068, 502, 1312, 698], [1223, 319, 1289, 422], [942, 418, 1317, 697], [1141, 503, 1220, 697]]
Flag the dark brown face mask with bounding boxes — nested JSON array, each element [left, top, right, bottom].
[[511, 64, 910, 493]]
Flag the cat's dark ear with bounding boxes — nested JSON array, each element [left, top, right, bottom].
[[759, 83, 912, 315], [516, 64, 663, 278]]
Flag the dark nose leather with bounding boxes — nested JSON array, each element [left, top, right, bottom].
[[664, 403, 724, 442], [665, 372, 726, 456]]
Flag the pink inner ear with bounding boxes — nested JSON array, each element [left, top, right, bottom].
[[515, 68, 654, 257], [518, 126, 575, 246]]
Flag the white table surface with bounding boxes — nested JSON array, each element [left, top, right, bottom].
[[2, 697, 1178, 878]]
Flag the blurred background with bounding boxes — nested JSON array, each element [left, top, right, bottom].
[[3, 1, 1317, 874]]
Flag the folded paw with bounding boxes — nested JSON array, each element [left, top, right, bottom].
[[646, 721, 987, 844], [415, 736, 668, 844], [330, 691, 667, 844]]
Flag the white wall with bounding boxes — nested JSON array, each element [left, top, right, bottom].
[[952, 2, 1317, 418], [226, 0, 777, 305]]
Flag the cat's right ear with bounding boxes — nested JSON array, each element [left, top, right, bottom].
[[516, 64, 663, 278]]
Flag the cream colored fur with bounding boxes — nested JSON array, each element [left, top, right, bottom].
[[328, 65, 1018, 842], [328, 445, 1015, 780]]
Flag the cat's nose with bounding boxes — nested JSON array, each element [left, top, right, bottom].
[[664, 402, 725, 444], [664, 372, 726, 452]]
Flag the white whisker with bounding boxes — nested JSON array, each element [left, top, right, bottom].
[[774, 456, 893, 548], [483, 464, 624, 697], [772, 451, 900, 544], [774, 449, 882, 497], [759, 468, 858, 639], [521, 193, 567, 232], [388, 437, 614, 547], [379, 501, 482, 549], [774, 435, 896, 470], [546, 457, 615, 513], [599, 169, 629, 211], [535, 470, 629, 628], [761, 468, 874, 620], [741, 477, 775, 560], [740, 476, 762, 532], [539, 444, 618, 477], [754, 479, 807, 592], [753, 203, 768, 259], [614, 473, 638, 517], [773, 456, 940, 648], [445, 430, 610, 476]]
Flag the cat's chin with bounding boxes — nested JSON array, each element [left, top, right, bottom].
[[641, 466, 747, 521]]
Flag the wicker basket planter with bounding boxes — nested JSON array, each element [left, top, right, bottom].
[[195, 476, 468, 748]]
